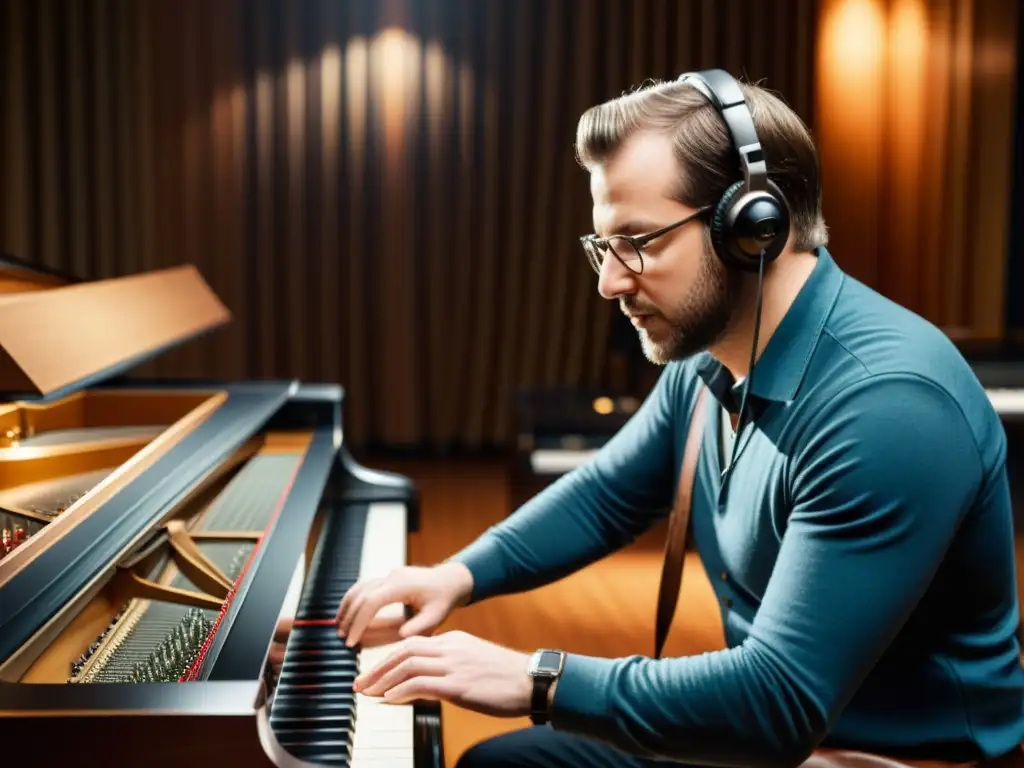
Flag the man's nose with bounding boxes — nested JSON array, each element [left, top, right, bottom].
[[597, 254, 637, 300]]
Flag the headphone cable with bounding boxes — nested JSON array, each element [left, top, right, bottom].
[[729, 250, 766, 470]]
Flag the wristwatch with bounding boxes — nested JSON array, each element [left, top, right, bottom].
[[527, 649, 566, 726]]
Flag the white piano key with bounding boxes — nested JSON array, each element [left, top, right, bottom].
[[987, 388, 1024, 415], [351, 501, 414, 768]]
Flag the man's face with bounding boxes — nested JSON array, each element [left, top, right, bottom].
[[589, 131, 740, 365]]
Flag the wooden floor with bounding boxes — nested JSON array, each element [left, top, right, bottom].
[[370, 457, 728, 767]]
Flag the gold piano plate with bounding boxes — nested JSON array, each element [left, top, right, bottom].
[[0, 389, 221, 493], [0, 389, 229, 587]]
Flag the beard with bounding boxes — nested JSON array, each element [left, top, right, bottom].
[[623, 241, 742, 365]]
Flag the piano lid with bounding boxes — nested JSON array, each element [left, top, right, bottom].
[[0, 255, 230, 401]]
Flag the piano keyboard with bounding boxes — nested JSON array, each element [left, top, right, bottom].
[[987, 388, 1024, 416], [529, 448, 598, 475], [269, 501, 412, 767]]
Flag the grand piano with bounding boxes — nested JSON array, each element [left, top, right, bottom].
[[0, 255, 444, 767]]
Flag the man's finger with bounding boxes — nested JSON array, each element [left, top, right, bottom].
[[335, 576, 381, 625], [344, 585, 411, 647], [359, 614, 406, 647], [398, 603, 444, 638], [335, 579, 374, 629], [382, 675, 461, 705], [338, 584, 386, 641], [359, 656, 448, 697], [354, 636, 441, 690], [336, 589, 368, 639]]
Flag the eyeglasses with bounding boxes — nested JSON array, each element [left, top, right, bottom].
[[579, 206, 713, 275]]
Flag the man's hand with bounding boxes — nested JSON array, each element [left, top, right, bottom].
[[336, 563, 474, 648], [353, 630, 535, 718]]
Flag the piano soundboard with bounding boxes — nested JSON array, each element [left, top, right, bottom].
[[0, 256, 444, 767]]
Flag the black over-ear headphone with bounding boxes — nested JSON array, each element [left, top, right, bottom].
[[676, 69, 791, 273]]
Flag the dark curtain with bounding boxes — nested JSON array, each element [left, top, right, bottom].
[[3, 0, 817, 450], [1009, 3, 1024, 338], [814, 0, 1020, 343]]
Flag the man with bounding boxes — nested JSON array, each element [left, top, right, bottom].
[[336, 71, 1024, 766]]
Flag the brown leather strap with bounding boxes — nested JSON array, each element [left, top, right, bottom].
[[654, 385, 709, 660]]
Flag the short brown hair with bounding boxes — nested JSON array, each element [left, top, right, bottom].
[[575, 78, 828, 252]]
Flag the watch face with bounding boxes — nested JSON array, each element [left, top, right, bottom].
[[535, 650, 564, 675]]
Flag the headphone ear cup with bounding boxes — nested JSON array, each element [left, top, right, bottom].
[[710, 180, 791, 272], [709, 181, 745, 269], [754, 179, 790, 265]]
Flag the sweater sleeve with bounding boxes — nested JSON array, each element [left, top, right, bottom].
[[548, 374, 984, 767], [447, 363, 690, 603]]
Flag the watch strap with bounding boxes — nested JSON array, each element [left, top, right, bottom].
[[530, 676, 555, 725]]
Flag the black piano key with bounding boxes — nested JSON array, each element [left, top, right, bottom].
[[282, 651, 356, 660], [272, 695, 355, 710], [274, 692, 356, 707], [281, 648, 349, 658], [275, 693, 356, 709], [292, 624, 347, 635], [284, 648, 353, 658], [271, 706, 355, 722], [286, 636, 351, 650], [286, 631, 349, 642], [284, 637, 349, 647], [282, 744, 352, 766], [275, 729, 354, 745], [295, 607, 346, 615], [280, 673, 357, 688], [282, 662, 358, 674]]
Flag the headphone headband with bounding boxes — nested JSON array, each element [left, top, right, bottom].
[[676, 70, 768, 194], [674, 68, 790, 272], [673, 70, 784, 447]]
